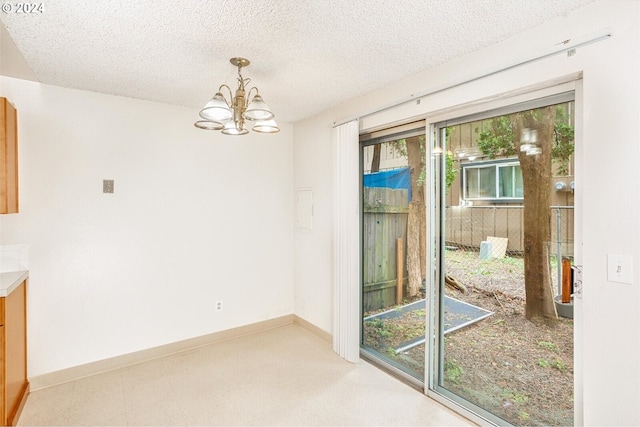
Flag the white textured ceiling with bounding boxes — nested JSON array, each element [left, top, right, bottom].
[[1, 0, 596, 123]]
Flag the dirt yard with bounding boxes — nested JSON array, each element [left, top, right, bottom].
[[363, 253, 573, 427]]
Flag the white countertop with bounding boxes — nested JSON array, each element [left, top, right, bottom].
[[0, 270, 28, 297]]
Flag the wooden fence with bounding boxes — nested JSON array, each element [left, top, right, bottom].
[[362, 187, 409, 312], [362, 194, 574, 312]]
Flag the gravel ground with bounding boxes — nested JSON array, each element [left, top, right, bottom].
[[363, 251, 573, 427]]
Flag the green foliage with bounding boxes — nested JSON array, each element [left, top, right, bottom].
[[497, 256, 524, 267], [386, 346, 398, 358], [477, 116, 518, 159], [367, 318, 392, 337], [537, 358, 550, 368], [390, 136, 427, 187], [537, 341, 558, 352], [392, 133, 457, 193], [552, 106, 575, 175], [445, 152, 458, 194], [551, 359, 567, 371], [473, 264, 491, 276], [444, 360, 464, 384], [502, 390, 529, 404], [476, 105, 575, 174]]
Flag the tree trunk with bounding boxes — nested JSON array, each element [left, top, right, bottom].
[[371, 144, 381, 172], [407, 202, 422, 297], [406, 136, 426, 297], [515, 107, 558, 325]]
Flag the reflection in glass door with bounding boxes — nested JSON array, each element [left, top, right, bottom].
[[360, 129, 427, 382], [431, 97, 575, 426]]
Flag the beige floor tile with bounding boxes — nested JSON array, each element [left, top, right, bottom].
[[181, 394, 248, 426], [18, 324, 475, 427], [121, 357, 168, 387], [125, 396, 188, 426], [91, 412, 128, 426], [67, 389, 126, 426], [123, 375, 176, 412], [71, 370, 124, 406], [17, 381, 74, 426]]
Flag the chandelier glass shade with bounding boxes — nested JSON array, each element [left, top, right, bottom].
[[195, 58, 279, 135]]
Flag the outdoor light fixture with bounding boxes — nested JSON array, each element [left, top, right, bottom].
[[455, 149, 481, 161], [520, 128, 541, 156], [194, 58, 279, 135]]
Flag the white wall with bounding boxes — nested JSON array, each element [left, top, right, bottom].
[[293, 1, 640, 425], [0, 77, 295, 377]]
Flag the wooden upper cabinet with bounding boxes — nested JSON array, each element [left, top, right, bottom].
[[0, 97, 18, 214]]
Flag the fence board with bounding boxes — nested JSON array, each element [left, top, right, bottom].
[[363, 187, 409, 311]]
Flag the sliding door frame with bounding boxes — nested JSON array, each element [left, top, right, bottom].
[[351, 75, 582, 425]]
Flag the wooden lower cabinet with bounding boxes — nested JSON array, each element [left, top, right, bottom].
[[0, 280, 28, 426], [0, 97, 19, 214]]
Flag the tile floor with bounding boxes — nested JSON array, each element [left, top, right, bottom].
[[17, 324, 474, 426]]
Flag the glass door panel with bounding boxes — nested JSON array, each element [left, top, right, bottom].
[[361, 133, 426, 381], [432, 101, 575, 426]]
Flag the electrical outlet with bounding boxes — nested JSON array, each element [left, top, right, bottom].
[[216, 300, 223, 311]]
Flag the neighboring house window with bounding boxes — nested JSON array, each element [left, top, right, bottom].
[[463, 160, 523, 200]]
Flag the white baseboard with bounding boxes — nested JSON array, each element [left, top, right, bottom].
[[293, 315, 332, 343]]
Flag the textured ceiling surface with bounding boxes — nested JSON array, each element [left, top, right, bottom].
[[1, 0, 596, 123]]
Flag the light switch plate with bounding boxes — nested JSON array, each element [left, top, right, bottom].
[[607, 254, 633, 285], [103, 179, 114, 194]]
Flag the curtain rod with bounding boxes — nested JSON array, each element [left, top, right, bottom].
[[332, 28, 612, 128]]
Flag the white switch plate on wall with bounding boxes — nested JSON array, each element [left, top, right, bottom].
[[607, 254, 633, 285]]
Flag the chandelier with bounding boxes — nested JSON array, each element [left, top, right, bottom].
[[194, 57, 279, 135]]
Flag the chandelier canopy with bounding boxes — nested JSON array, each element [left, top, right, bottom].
[[195, 57, 279, 135]]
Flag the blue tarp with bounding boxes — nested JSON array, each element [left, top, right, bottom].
[[363, 167, 412, 201]]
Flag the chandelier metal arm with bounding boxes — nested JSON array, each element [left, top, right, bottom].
[[246, 87, 260, 105], [218, 84, 234, 107]]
